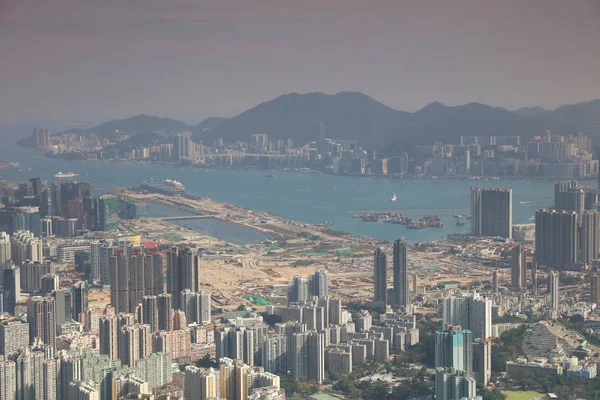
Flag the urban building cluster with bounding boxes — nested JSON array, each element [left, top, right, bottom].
[[469, 183, 600, 271], [0, 177, 148, 239], [3, 168, 600, 398], [36, 125, 598, 179], [0, 227, 423, 400]]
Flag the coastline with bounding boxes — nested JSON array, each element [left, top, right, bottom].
[[29, 145, 598, 182], [117, 188, 353, 246]]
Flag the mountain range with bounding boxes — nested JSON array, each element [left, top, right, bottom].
[[62, 114, 192, 137], [50, 92, 600, 154]]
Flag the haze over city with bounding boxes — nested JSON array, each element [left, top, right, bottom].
[[2, 2, 600, 400], [1, 0, 599, 124]]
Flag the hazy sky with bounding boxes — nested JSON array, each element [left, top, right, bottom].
[[1, 0, 599, 125]]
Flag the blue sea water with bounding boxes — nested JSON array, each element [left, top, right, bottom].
[[144, 200, 271, 245], [0, 144, 562, 243]]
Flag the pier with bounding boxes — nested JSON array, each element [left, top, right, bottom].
[[160, 215, 211, 221], [349, 208, 470, 214]]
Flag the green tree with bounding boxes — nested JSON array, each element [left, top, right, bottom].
[[280, 375, 301, 396], [195, 353, 212, 368], [306, 386, 319, 395], [491, 325, 527, 373], [480, 388, 507, 400]]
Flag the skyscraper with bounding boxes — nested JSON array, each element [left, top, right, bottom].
[[50, 182, 62, 217], [40, 188, 53, 219], [472, 338, 492, 387], [289, 331, 325, 383], [0, 320, 29, 356], [15, 349, 45, 400], [83, 197, 99, 232], [328, 298, 342, 325], [27, 296, 56, 348], [2, 265, 20, 314], [413, 273, 418, 298], [287, 276, 308, 304], [180, 248, 199, 292], [144, 251, 164, 296], [470, 187, 512, 238], [166, 247, 181, 308], [511, 245, 527, 290], [316, 122, 327, 152], [0, 231, 11, 268], [310, 269, 328, 299], [109, 249, 146, 314], [14, 208, 41, 238], [580, 210, 600, 265], [531, 261, 538, 296], [41, 274, 59, 295], [434, 326, 473, 374], [180, 289, 195, 323], [98, 195, 119, 231], [72, 281, 89, 321], [166, 247, 199, 309], [157, 293, 173, 332], [591, 274, 600, 304], [442, 294, 492, 340], [99, 315, 119, 360], [173, 131, 194, 160], [435, 368, 477, 400], [142, 296, 159, 332], [119, 324, 152, 367], [184, 366, 218, 400], [373, 247, 387, 306], [33, 128, 50, 148], [215, 326, 255, 366], [492, 271, 498, 293], [43, 358, 58, 400], [20, 260, 52, 293], [197, 290, 212, 325], [554, 180, 580, 211], [262, 334, 287, 374], [99, 241, 116, 285], [392, 238, 408, 308], [535, 209, 578, 268], [10, 230, 43, 264], [0, 360, 16, 400], [549, 270, 560, 311], [181, 290, 212, 325], [53, 288, 73, 325]]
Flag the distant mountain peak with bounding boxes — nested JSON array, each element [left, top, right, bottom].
[[191, 90, 409, 147], [416, 101, 447, 112], [51, 93, 599, 152], [460, 102, 494, 109], [554, 98, 600, 111], [59, 113, 191, 137], [513, 106, 548, 118]]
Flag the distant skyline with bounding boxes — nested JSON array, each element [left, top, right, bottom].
[[1, 0, 599, 125]]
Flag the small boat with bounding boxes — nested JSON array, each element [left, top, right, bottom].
[[265, 174, 275, 178], [389, 193, 397, 202]]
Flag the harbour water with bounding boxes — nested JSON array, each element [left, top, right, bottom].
[[0, 144, 565, 243], [145, 200, 271, 245]]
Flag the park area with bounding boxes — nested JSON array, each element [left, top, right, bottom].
[[502, 390, 545, 400]]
